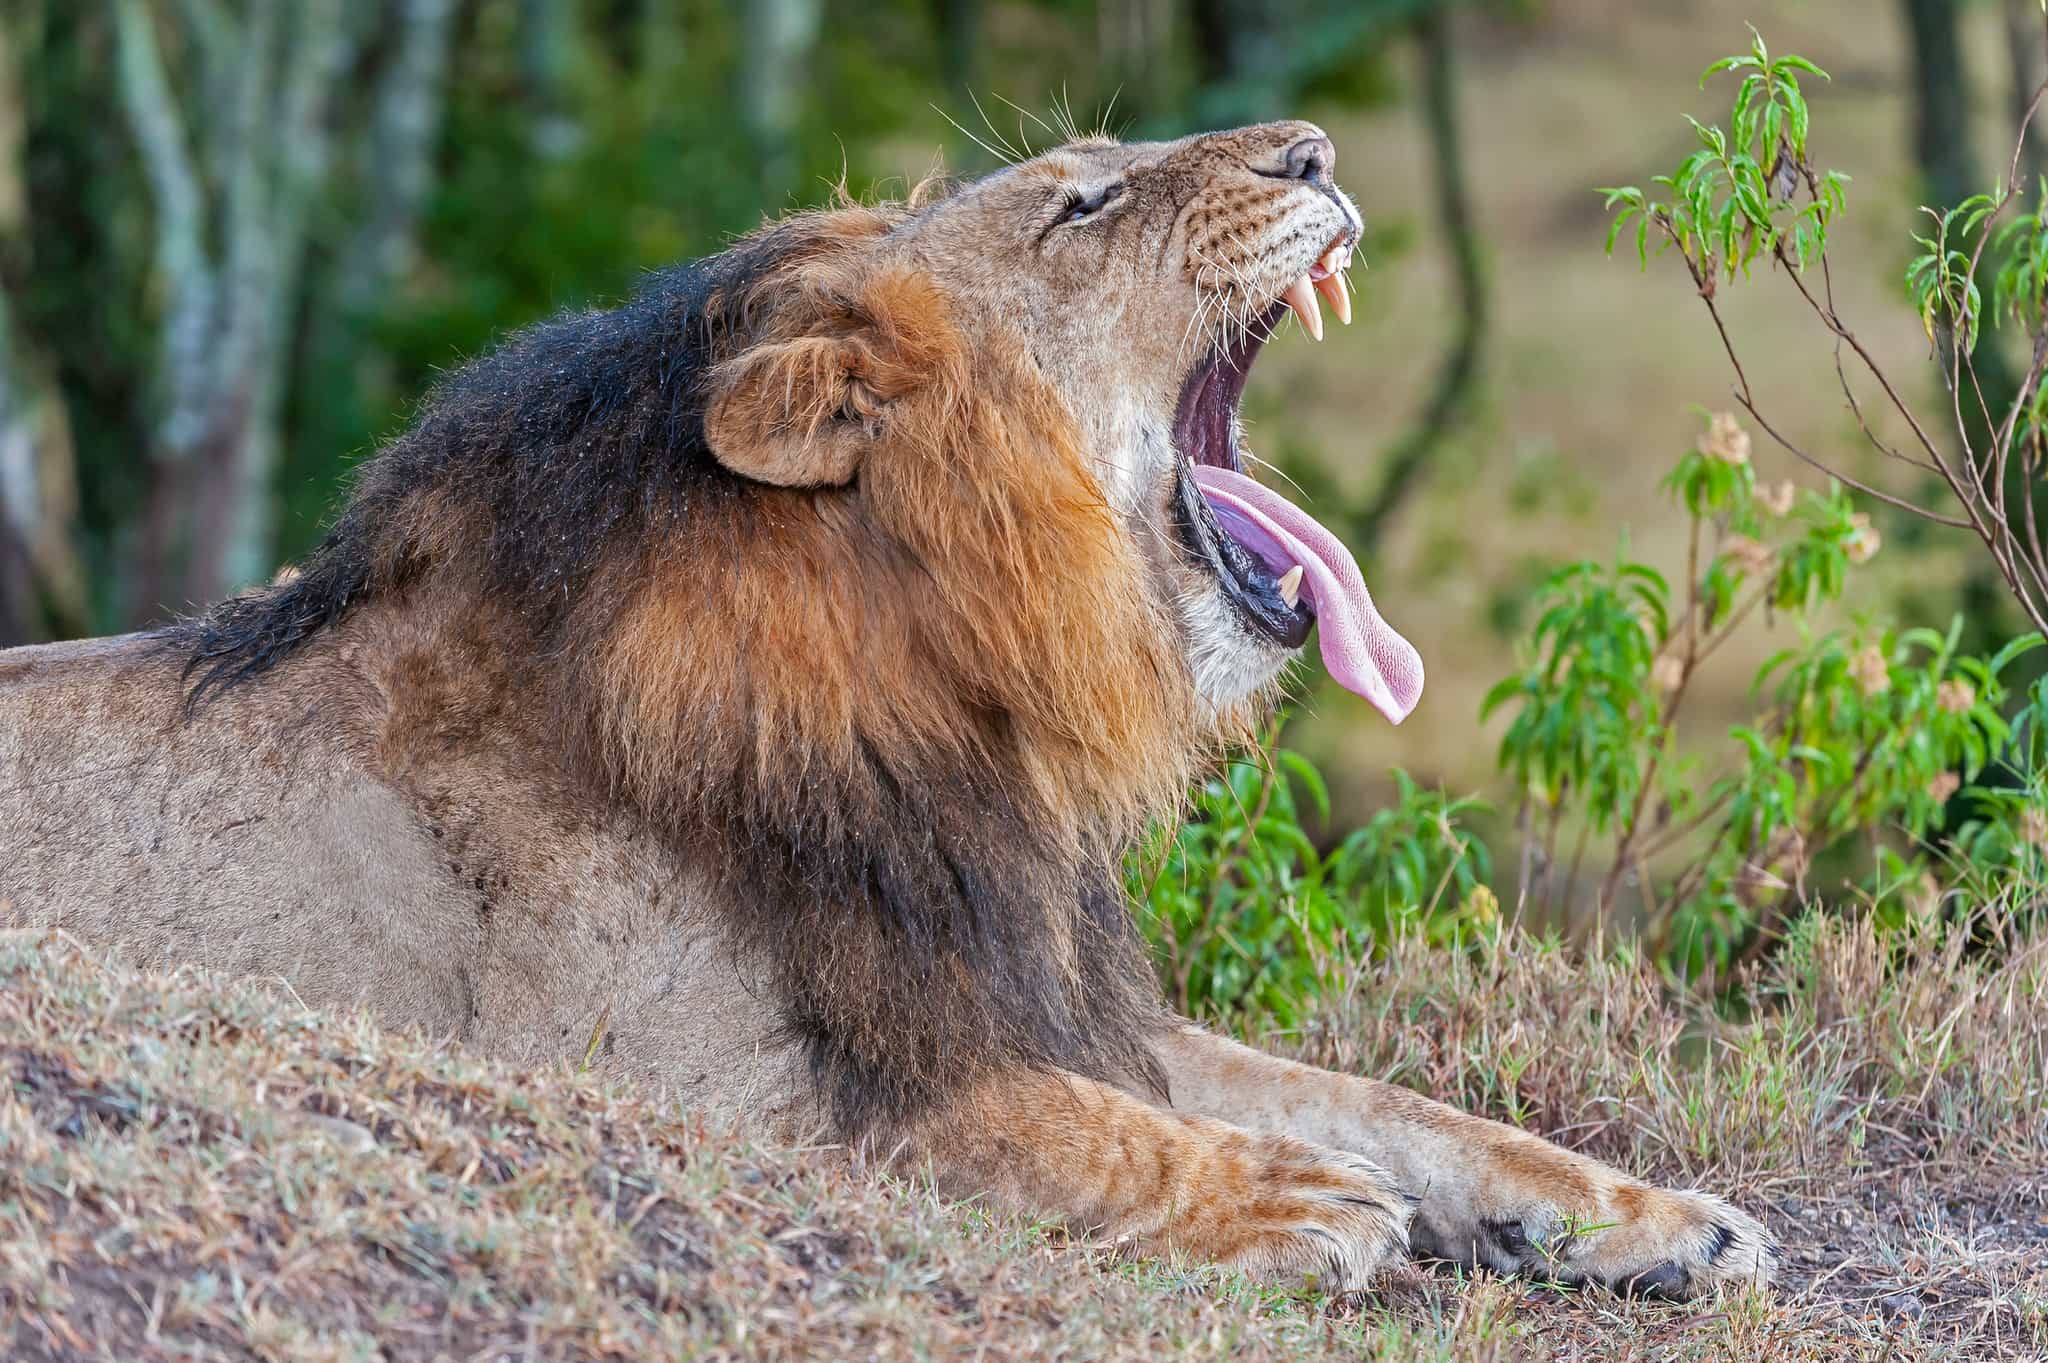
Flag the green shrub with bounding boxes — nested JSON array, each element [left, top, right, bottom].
[[1129, 742, 1490, 1023], [1481, 410, 2041, 975], [1137, 27, 2048, 1012]]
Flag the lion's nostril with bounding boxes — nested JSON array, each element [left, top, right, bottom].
[[1280, 135, 1335, 183]]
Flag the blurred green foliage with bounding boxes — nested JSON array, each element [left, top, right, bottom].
[[13, 0, 1445, 611]]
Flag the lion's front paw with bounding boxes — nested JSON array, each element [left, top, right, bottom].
[[1575, 1186, 1778, 1298], [1430, 1181, 1778, 1299], [1157, 1133, 1414, 1294]]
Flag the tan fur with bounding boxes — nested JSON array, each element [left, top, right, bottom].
[[0, 120, 1775, 1300], [1150, 1028, 1776, 1292]]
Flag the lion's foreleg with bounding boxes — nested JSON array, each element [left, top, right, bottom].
[[1151, 1026, 1778, 1297], [900, 1066, 1411, 1293]]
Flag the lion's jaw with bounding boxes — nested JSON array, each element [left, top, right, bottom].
[[900, 120, 1423, 725]]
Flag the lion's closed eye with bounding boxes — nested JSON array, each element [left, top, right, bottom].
[[1059, 183, 1121, 224]]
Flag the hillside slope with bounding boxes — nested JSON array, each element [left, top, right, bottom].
[[1, 921, 2042, 1361]]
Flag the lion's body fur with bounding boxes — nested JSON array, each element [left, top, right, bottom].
[[1, 611, 807, 1114], [1, 122, 1778, 1297]]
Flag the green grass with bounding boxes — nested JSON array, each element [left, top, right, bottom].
[[4, 911, 2042, 1361]]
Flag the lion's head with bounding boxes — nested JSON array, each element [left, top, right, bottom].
[[700, 119, 1422, 726], [176, 121, 1422, 1128]]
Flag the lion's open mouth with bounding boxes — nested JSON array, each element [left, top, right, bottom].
[[1169, 256, 1425, 725]]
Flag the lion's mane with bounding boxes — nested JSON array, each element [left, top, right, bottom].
[[171, 202, 1205, 1131]]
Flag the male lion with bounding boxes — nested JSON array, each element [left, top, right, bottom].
[[1, 122, 1775, 1298]]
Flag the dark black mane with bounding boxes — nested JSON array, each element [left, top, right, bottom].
[[172, 230, 793, 708]]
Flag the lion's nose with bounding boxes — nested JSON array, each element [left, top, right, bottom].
[[1279, 134, 1334, 184], [1240, 123, 1337, 183]]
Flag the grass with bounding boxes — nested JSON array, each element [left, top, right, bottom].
[[3, 908, 2042, 1361]]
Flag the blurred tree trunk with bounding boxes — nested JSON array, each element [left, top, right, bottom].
[[292, 0, 454, 482], [1349, 5, 1486, 549], [1900, 0, 2026, 642], [0, 12, 85, 644], [1098, 0, 1180, 120], [1898, 0, 2016, 429], [2008, 0, 2046, 202], [518, 0, 581, 160], [113, 0, 359, 619], [1188, 0, 1282, 121], [739, 0, 821, 195], [930, 0, 982, 97], [332, 0, 455, 317], [1899, 0, 1976, 212]]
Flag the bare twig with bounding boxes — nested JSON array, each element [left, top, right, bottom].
[[1733, 394, 1972, 527]]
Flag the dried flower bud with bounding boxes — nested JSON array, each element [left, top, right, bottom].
[[1905, 872, 1941, 918], [1697, 411, 1751, 466], [1936, 679, 1975, 715], [1720, 532, 1774, 577], [1769, 149, 1801, 204], [1461, 884, 1499, 926], [1845, 512, 1880, 564], [1850, 644, 1891, 698], [1925, 771, 1960, 803], [2021, 806, 2048, 848], [1651, 653, 1685, 694], [1755, 479, 1797, 517]]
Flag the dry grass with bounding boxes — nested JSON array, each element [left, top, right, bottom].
[[1280, 904, 2048, 1358], [3, 910, 2043, 1361]]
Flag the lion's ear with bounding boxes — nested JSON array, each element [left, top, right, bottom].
[[702, 335, 885, 487], [702, 268, 955, 488]]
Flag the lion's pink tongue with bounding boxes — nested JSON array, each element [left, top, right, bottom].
[[1191, 464, 1424, 724]]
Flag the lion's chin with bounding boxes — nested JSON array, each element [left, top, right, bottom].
[[1178, 586, 1298, 718]]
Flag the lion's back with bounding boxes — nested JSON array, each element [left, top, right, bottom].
[[0, 631, 482, 1033], [0, 626, 808, 1118]]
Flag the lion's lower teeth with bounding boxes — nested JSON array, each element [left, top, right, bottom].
[[1278, 564, 1304, 609]]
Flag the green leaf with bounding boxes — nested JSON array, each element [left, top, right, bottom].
[[1772, 54, 1831, 81], [1786, 87, 1809, 154], [1989, 632, 2046, 675], [1699, 54, 1760, 85], [1277, 749, 1331, 824]]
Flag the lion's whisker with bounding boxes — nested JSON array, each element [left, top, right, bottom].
[[1095, 86, 1126, 141], [1052, 84, 1080, 142], [931, 103, 1016, 167], [967, 90, 1028, 162], [990, 91, 1060, 149], [1241, 447, 1313, 500]]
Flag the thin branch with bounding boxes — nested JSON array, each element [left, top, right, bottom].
[[1734, 395, 1973, 527], [1834, 344, 1939, 473], [1770, 238, 1957, 477], [1660, 221, 1755, 405]]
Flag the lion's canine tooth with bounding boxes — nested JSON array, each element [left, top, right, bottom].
[[1313, 270, 1351, 326], [1277, 564, 1304, 608], [1281, 274, 1322, 341]]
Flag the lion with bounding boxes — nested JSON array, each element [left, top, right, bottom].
[[0, 121, 1775, 1298]]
